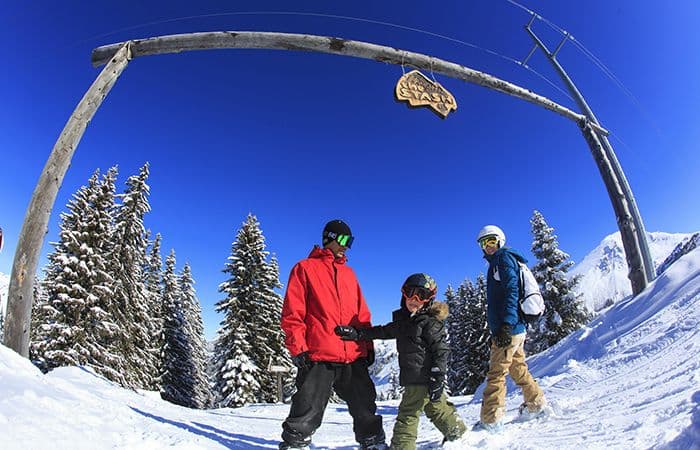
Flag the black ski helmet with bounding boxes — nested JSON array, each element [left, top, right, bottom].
[[322, 219, 352, 247], [401, 273, 437, 307]]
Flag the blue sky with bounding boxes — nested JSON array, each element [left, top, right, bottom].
[[2, 1, 699, 340]]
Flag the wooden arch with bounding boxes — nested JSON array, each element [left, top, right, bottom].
[[4, 31, 648, 356]]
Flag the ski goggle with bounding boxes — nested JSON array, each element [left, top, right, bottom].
[[478, 236, 499, 250], [336, 234, 354, 248], [402, 286, 436, 303]]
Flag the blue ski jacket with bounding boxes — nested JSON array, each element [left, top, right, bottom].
[[484, 247, 527, 336]]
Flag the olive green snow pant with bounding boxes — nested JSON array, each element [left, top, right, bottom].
[[480, 332, 546, 424], [390, 385, 466, 450]]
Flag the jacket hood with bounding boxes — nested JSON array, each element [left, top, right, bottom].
[[396, 301, 448, 321], [308, 245, 347, 264], [484, 246, 528, 264], [427, 301, 449, 321]]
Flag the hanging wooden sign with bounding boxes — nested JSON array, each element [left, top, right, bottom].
[[395, 70, 457, 118]]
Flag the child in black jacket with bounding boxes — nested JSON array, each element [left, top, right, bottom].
[[335, 273, 466, 450]]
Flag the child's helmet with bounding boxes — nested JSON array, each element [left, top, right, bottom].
[[401, 273, 437, 305], [476, 225, 506, 248]]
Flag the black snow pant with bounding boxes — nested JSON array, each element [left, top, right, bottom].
[[281, 359, 384, 447]]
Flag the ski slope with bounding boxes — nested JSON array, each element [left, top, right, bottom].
[[1, 248, 699, 449]]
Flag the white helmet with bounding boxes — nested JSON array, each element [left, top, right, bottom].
[[476, 225, 506, 248]]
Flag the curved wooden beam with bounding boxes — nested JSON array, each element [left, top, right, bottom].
[[92, 31, 608, 135]]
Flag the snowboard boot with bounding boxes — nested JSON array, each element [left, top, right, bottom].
[[279, 427, 311, 450], [278, 442, 309, 450], [359, 432, 388, 450], [441, 422, 467, 444], [518, 402, 551, 421], [472, 420, 503, 434]]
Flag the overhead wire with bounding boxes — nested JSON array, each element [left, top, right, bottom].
[[504, 0, 659, 134]]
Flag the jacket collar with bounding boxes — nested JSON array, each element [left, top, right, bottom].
[[308, 245, 347, 265], [483, 246, 528, 264], [392, 306, 433, 321], [484, 246, 507, 263]]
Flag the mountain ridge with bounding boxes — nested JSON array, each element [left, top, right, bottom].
[[570, 230, 695, 311]]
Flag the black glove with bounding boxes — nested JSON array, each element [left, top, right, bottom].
[[335, 325, 360, 341], [428, 369, 445, 402], [494, 323, 513, 347], [292, 351, 313, 372]]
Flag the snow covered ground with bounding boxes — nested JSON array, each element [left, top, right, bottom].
[[2, 248, 700, 449]]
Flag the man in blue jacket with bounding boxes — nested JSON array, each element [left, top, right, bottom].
[[474, 225, 547, 432]]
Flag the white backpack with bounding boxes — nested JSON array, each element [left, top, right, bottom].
[[493, 257, 545, 324], [517, 261, 545, 324]]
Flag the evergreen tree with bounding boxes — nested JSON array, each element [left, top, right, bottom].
[[29, 276, 49, 371], [160, 250, 194, 407], [446, 276, 489, 395], [144, 232, 164, 390], [469, 274, 490, 389], [260, 253, 294, 399], [445, 284, 467, 394], [0, 308, 4, 342], [179, 262, 213, 408], [29, 168, 123, 383], [527, 210, 591, 354], [387, 367, 403, 400], [110, 163, 157, 388], [212, 213, 289, 406], [217, 345, 261, 407]]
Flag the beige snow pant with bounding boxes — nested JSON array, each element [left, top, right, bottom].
[[480, 333, 545, 424]]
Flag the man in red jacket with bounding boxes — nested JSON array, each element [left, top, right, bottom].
[[279, 219, 386, 450]]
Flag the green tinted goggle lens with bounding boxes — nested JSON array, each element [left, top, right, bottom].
[[336, 234, 354, 248]]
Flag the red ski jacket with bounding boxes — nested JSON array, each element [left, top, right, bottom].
[[281, 246, 373, 364]]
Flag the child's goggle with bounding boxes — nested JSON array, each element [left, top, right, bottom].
[[402, 286, 436, 303], [336, 234, 354, 248], [479, 236, 498, 250]]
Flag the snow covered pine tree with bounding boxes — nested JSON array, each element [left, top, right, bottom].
[[211, 214, 290, 406], [445, 276, 489, 395], [29, 168, 123, 384], [527, 210, 591, 354]]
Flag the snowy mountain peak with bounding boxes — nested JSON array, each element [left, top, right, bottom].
[[571, 231, 696, 311], [594, 234, 626, 274]]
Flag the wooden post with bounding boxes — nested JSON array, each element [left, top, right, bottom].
[[3, 42, 132, 356], [269, 365, 290, 403], [579, 121, 647, 294]]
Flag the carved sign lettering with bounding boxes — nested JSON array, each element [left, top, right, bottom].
[[395, 70, 457, 118]]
